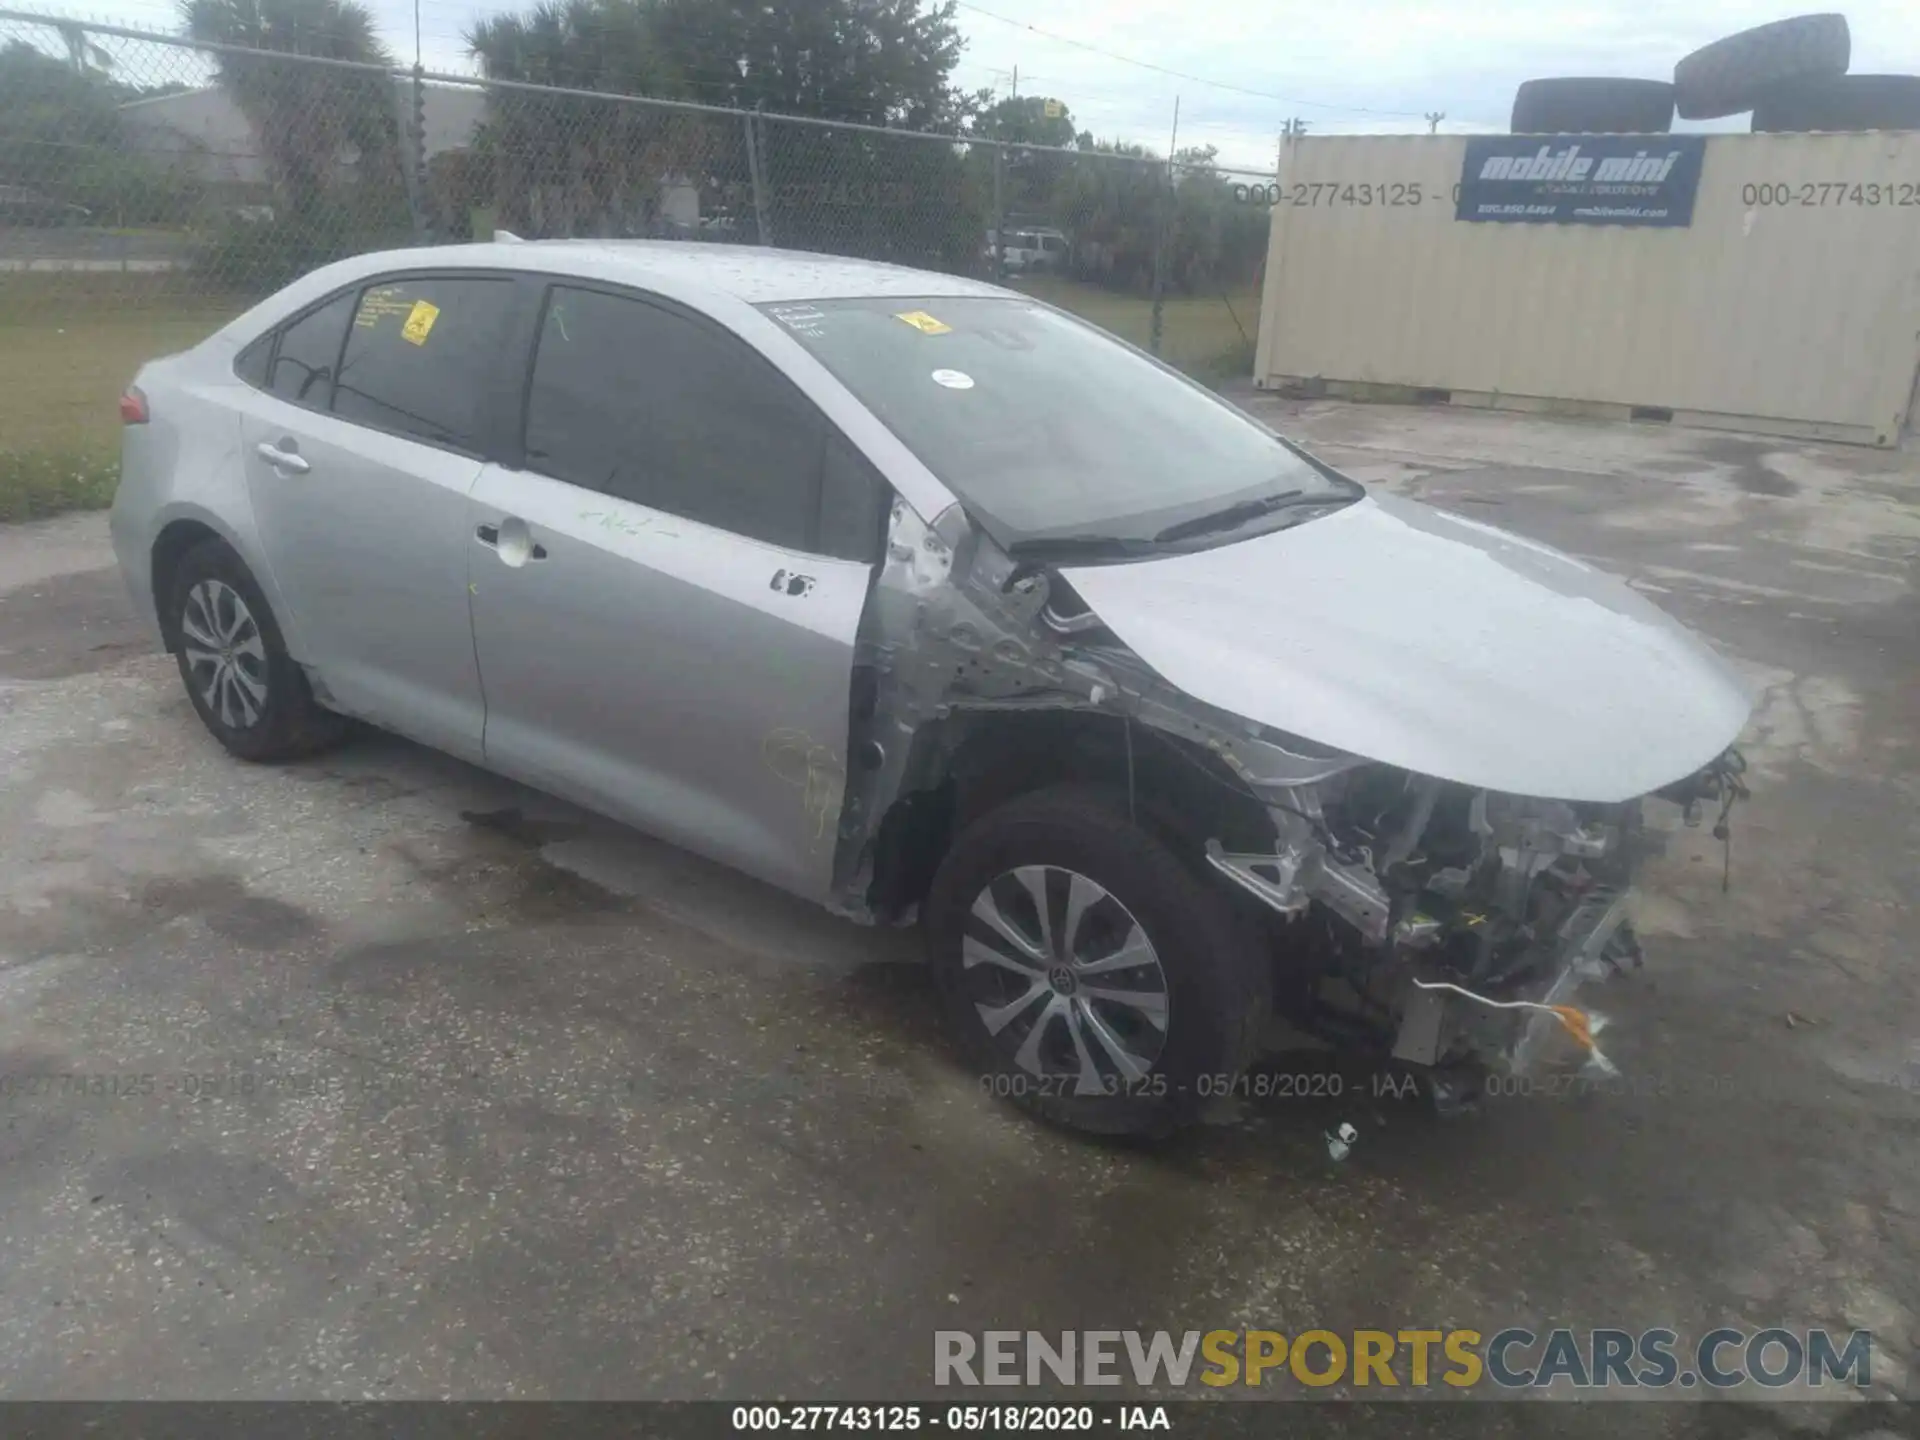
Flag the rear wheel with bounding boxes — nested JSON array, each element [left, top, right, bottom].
[[926, 786, 1269, 1137], [168, 538, 348, 762]]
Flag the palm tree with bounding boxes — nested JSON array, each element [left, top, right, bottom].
[[180, 0, 398, 219], [468, 0, 709, 237]]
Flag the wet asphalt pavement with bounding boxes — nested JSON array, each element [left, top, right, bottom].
[[1, 398, 1917, 1435]]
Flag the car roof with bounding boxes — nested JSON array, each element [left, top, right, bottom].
[[355, 239, 1014, 304]]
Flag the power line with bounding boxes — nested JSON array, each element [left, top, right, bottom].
[[951, 0, 1427, 118]]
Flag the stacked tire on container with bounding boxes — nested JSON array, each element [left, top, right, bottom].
[[1507, 13, 1920, 135]]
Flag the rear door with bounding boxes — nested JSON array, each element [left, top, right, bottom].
[[468, 282, 890, 902], [233, 272, 523, 760]]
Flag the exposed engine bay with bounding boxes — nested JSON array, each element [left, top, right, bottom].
[[831, 497, 1752, 1093], [1207, 749, 1747, 1087]]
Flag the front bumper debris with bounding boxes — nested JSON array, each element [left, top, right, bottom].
[[1389, 886, 1637, 1076]]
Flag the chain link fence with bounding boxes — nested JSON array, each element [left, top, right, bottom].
[[0, 9, 1272, 517]]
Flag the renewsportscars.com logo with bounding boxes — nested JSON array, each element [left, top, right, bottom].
[[934, 1328, 1875, 1392]]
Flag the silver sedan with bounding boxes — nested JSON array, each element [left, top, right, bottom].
[[111, 240, 1753, 1135]]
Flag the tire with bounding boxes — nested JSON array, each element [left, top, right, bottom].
[[166, 538, 349, 763], [1673, 13, 1850, 120], [925, 785, 1270, 1138], [1510, 78, 1675, 134], [1751, 74, 1920, 131]]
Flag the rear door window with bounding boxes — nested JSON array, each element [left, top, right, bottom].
[[235, 333, 272, 389], [265, 292, 354, 409], [331, 276, 516, 452]]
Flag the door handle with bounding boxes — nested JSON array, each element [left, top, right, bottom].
[[255, 440, 310, 475], [477, 518, 546, 563]]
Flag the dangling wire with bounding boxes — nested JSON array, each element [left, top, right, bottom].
[[1710, 751, 1749, 894], [1410, 978, 1618, 1076]]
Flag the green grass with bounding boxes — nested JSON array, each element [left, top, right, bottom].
[[0, 282, 241, 522], [1006, 273, 1260, 383], [0, 452, 124, 522]]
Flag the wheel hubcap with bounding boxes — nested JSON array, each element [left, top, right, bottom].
[[962, 865, 1170, 1094], [181, 579, 268, 729]]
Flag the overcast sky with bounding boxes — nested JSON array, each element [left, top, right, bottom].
[[49, 0, 1920, 169]]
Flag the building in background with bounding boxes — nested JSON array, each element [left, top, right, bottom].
[[117, 81, 701, 236], [117, 80, 486, 188]]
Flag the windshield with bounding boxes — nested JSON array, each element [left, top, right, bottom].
[[756, 295, 1357, 550]]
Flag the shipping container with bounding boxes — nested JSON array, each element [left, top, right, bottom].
[[1252, 132, 1920, 446]]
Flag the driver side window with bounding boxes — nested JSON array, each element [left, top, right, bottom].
[[522, 283, 888, 562]]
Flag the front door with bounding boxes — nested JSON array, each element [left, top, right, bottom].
[[468, 282, 889, 902]]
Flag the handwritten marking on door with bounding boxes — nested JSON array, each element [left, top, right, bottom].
[[763, 728, 845, 848], [578, 509, 679, 540]]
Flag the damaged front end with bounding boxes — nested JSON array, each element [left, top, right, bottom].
[[832, 496, 1750, 1103], [1202, 742, 1744, 1097], [1208, 772, 1664, 1097], [1168, 742, 1741, 1101]]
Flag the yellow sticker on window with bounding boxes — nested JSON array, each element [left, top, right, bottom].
[[893, 310, 951, 335], [401, 299, 440, 346]]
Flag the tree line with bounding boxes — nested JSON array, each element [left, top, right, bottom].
[[0, 38, 195, 224], [1, 0, 1268, 296]]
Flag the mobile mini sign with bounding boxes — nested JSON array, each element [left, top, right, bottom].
[[1456, 135, 1707, 227]]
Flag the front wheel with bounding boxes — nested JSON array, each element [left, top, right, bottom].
[[925, 786, 1270, 1136]]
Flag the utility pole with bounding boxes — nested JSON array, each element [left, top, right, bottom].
[[1281, 117, 1310, 137], [1425, 110, 1445, 134], [1011, 65, 1018, 98]]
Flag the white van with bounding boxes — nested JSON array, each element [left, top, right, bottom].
[[986, 226, 1069, 272]]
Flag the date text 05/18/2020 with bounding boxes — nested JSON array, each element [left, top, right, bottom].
[[730, 1405, 1170, 1432]]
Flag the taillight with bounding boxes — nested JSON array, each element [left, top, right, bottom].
[[119, 386, 149, 425]]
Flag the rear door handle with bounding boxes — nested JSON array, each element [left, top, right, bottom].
[[255, 441, 310, 475]]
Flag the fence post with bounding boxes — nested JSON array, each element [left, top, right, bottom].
[[991, 144, 1006, 280], [1149, 98, 1180, 358], [394, 64, 430, 243], [412, 66, 430, 241], [1148, 171, 1168, 357], [745, 107, 772, 246]]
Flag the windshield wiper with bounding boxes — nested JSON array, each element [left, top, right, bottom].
[[1007, 487, 1349, 561], [1151, 488, 1313, 544], [1004, 534, 1163, 560]]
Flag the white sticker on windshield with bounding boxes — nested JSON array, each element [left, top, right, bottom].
[[768, 303, 828, 338], [930, 368, 974, 390]]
